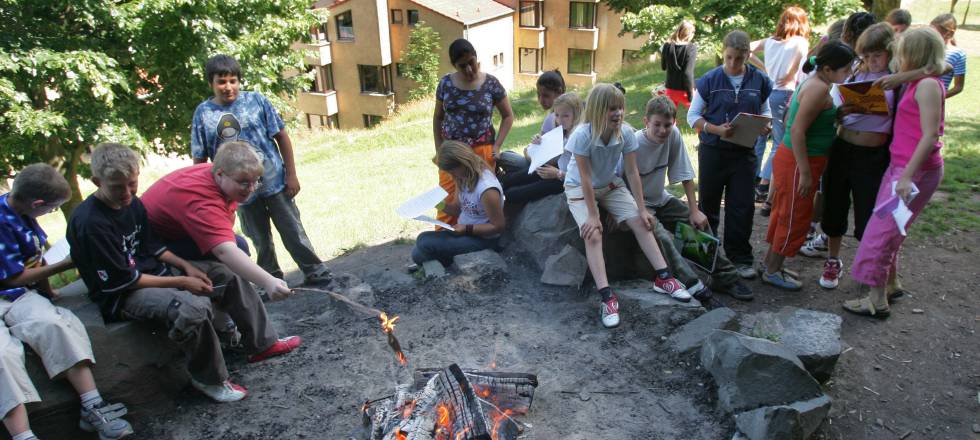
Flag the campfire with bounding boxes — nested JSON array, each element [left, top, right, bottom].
[[360, 364, 538, 440]]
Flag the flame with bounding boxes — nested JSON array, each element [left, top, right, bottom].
[[394, 427, 407, 440], [473, 385, 491, 399], [453, 427, 470, 440], [379, 312, 399, 333], [436, 403, 450, 426], [489, 409, 515, 440]]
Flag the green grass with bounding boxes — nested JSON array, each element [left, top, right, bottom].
[[34, 56, 979, 276], [905, 0, 980, 26]]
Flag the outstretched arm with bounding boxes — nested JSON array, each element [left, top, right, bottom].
[[211, 241, 292, 299]]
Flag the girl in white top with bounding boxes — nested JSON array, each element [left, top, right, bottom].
[[411, 141, 505, 267], [564, 84, 690, 329]]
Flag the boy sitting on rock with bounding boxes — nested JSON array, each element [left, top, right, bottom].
[[1, 163, 133, 439], [68, 143, 300, 403], [626, 96, 754, 302]]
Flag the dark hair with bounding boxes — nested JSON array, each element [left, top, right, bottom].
[[11, 163, 70, 205], [842, 12, 876, 47], [613, 82, 626, 95], [802, 40, 857, 74], [205, 54, 242, 84], [448, 39, 476, 65], [886, 8, 912, 27], [536, 70, 565, 94]]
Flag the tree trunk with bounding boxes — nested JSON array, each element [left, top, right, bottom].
[[59, 144, 84, 222], [870, 0, 901, 18], [951, 0, 960, 13], [964, 0, 972, 25]]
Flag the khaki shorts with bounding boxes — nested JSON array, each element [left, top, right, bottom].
[[565, 178, 640, 228], [0, 290, 94, 417]]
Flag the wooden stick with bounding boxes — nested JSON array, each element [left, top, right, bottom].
[[294, 287, 382, 317]]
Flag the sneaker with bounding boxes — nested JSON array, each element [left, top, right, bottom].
[[760, 202, 772, 217], [304, 266, 333, 285], [754, 184, 769, 203], [735, 264, 757, 280], [716, 280, 754, 301], [761, 269, 803, 291], [79, 401, 134, 440], [799, 234, 828, 258], [599, 294, 620, 328], [247, 336, 302, 363], [191, 378, 249, 403], [653, 277, 692, 302], [819, 257, 843, 289]]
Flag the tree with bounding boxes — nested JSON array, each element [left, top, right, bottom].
[[613, 0, 861, 57], [400, 22, 441, 100], [0, 0, 320, 218]]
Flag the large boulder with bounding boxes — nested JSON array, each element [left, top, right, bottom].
[[734, 395, 832, 440], [700, 330, 823, 414], [739, 308, 842, 382], [540, 244, 588, 287], [509, 194, 581, 270], [613, 280, 704, 327], [668, 308, 738, 354]]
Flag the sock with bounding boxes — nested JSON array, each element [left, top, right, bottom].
[[655, 268, 671, 280], [598, 287, 613, 301], [80, 389, 103, 409], [12, 430, 37, 440]]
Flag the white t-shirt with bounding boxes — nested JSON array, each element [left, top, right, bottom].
[[764, 36, 809, 90], [564, 123, 638, 188], [457, 169, 503, 228], [623, 126, 695, 208]]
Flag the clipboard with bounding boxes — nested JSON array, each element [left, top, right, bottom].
[[721, 113, 771, 148]]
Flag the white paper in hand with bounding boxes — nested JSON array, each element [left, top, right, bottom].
[[44, 238, 70, 264], [526, 126, 565, 174], [396, 187, 455, 230], [891, 181, 919, 236]]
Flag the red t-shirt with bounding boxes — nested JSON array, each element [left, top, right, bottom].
[[142, 163, 237, 255]]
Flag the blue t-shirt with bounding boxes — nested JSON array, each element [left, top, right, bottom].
[[940, 47, 966, 90], [191, 91, 287, 201], [0, 193, 47, 301]]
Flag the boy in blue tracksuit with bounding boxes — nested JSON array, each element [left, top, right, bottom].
[[686, 31, 773, 278]]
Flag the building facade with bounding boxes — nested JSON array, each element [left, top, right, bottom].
[[295, 0, 645, 129]]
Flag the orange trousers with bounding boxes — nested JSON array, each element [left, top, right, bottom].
[[766, 146, 828, 257], [436, 143, 495, 227]]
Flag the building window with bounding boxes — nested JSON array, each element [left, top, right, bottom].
[[391, 9, 403, 24], [622, 50, 642, 65], [499, 52, 504, 64], [408, 10, 419, 26], [310, 22, 329, 42], [568, 49, 594, 74], [358, 65, 393, 94], [519, 48, 542, 73], [519, 1, 541, 28], [568, 2, 595, 29], [396, 63, 407, 78], [493, 54, 499, 66], [336, 11, 354, 41], [363, 114, 383, 128], [307, 65, 335, 92]]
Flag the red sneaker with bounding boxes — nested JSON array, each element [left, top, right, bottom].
[[652, 277, 692, 302], [600, 294, 620, 328], [247, 336, 302, 363]]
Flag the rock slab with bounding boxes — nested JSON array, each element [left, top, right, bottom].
[[421, 259, 447, 279], [540, 244, 588, 287], [700, 330, 823, 414], [739, 307, 842, 382], [668, 308, 738, 353], [614, 280, 704, 327], [734, 395, 832, 440], [509, 194, 582, 270]]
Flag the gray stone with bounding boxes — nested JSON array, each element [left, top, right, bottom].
[[452, 249, 508, 290], [614, 280, 704, 327], [509, 194, 582, 270], [540, 244, 588, 287], [421, 260, 447, 279], [330, 272, 377, 307], [739, 307, 843, 382], [700, 330, 823, 414], [734, 395, 832, 440], [668, 308, 738, 353]]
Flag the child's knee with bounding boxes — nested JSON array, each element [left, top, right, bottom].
[[167, 296, 214, 343]]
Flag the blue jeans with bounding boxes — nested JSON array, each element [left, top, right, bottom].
[[411, 230, 498, 266], [756, 89, 794, 180]]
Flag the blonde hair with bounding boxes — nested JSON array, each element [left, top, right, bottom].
[[437, 141, 488, 192], [723, 31, 750, 52], [668, 20, 695, 44], [583, 84, 625, 145], [855, 22, 895, 59], [212, 141, 263, 177], [896, 27, 946, 74], [774, 6, 810, 40], [91, 143, 140, 180], [552, 92, 584, 129], [10, 163, 70, 205]]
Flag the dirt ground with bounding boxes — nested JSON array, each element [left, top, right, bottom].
[[47, 203, 973, 440]]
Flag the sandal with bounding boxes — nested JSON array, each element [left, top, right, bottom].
[[842, 297, 891, 319]]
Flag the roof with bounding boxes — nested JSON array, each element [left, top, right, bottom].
[[406, 0, 514, 25]]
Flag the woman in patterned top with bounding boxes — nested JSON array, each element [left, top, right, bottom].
[[433, 38, 514, 226]]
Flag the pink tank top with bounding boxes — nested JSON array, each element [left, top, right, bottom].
[[889, 78, 944, 170]]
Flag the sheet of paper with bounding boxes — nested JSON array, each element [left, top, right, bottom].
[[396, 187, 454, 230], [872, 181, 919, 236], [526, 126, 565, 174], [44, 238, 70, 264], [721, 113, 772, 148]]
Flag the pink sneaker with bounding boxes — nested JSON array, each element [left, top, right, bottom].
[[652, 277, 692, 302], [819, 258, 843, 289], [247, 336, 302, 363], [600, 295, 620, 328]]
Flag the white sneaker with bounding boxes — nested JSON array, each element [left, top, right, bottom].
[[819, 257, 843, 289], [799, 234, 828, 258], [600, 295, 620, 328], [191, 378, 249, 402]]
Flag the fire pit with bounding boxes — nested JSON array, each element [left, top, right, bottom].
[[361, 364, 538, 440]]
